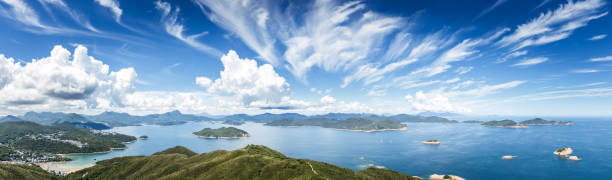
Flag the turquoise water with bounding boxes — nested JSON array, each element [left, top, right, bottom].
[[62, 120, 612, 179]]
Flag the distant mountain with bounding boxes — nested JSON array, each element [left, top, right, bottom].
[[220, 113, 307, 123], [521, 118, 572, 125], [65, 145, 421, 180], [266, 118, 407, 132], [391, 114, 459, 123], [52, 113, 110, 130], [88, 110, 211, 127], [0, 115, 21, 121], [218, 113, 456, 124], [20, 111, 70, 125], [417, 111, 462, 117]]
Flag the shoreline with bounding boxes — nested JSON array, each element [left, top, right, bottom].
[[334, 126, 408, 133], [194, 134, 250, 139], [36, 161, 93, 175]]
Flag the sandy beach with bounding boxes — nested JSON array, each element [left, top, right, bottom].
[[36, 161, 92, 175]]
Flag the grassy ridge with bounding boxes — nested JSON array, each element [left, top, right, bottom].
[[0, 164, 59, 180], [65, 145, 421, 180]]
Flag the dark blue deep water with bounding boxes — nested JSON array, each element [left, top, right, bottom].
[[60, 119, 612, 179]]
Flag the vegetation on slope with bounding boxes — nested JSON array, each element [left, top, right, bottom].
[[481, 120, 519, 127], [193, 127, 250, 138], [0, 121, 136, 155], [65, 145, 421, 180], [0, 164, 59, 180]]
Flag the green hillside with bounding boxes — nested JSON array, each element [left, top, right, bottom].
[[65, 145, 421, 180]]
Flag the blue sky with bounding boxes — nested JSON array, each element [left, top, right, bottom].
[[0, 0, 611, 117]]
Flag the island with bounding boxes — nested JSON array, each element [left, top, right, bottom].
[[430, 174, 466, 180], [501, 155, 518, 159], [266, 118, 408, 132], [193, 127, 250, 138], [481, 120, 527, 128], [521, 118, 572, 125], [0, 121, 136, 164], [139, 135, 148, 140], [422, 140, 440, 145]]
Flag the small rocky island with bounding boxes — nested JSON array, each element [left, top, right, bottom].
[[501, 155, 518, 159], [139, 135, 148, 139], [554, 147, 581, 161], [193, 127, 250, 138], [430, 174, 466, 180], [481, 120, 527, 128], [422, 140, 440, 145]]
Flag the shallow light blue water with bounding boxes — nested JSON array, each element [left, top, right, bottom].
[[63, 119, 612, 179]]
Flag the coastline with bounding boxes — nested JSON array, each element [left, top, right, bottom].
[[36, 161, 92, 175], [334, 126, 408, 133], [194, 134, 250, 139]]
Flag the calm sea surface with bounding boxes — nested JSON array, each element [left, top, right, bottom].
[[59, 119, 612, 179]]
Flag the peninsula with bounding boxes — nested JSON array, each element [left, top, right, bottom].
[[193, 127, 250, 138]]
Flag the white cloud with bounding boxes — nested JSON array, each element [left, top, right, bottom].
[[588, 34, 607, 40], [196, 50, 290, 106], [155, 1, 221, 56], [452, 80, 476, 90], [38, 0, 97, 32], [589, 56, 612, 62], [0, 0, 46, 28], [512, 57, 549, 67], [416, 39, 481, 77], [94, 0, 122, 22], [194, 0, 404, 81], [498, 0, 607, 50], [342, 58, 416, 87], [454, 66, 473, 75], [320, 95, 336, 104], [192, 0, 280, 65], [571, 69, 600, 73], [444, 78, 461, 84], [0, 45, 136, 108], [195, 77, 212, 88], [448, 80, 525, 97], [404, 91, 469, 113], [472, 0, 507, 21]]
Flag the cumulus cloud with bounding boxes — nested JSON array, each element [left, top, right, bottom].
[[0, 45, 136, 108], [154, 1, 221, 56], [512, 57, 549, 67], [498, 0, 607, 50], [588, 34, 607, 40], [405, 91, 469, 113], [196, 50, 290, 106], [589, 56, 612, 62], [94, 0, 122, 22]]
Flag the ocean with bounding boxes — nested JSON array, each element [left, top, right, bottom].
[[56, 119, 612, 179]]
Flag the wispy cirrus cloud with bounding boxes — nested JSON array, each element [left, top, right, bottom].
[[572, 69, 600, 73], [588, 34, 607, 40], [512, 57, 549, 67], [589, 56, 612, 62], [154, 1, 221, 56], [94, 0, 122, 23], [498, 0, 607, 50]]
